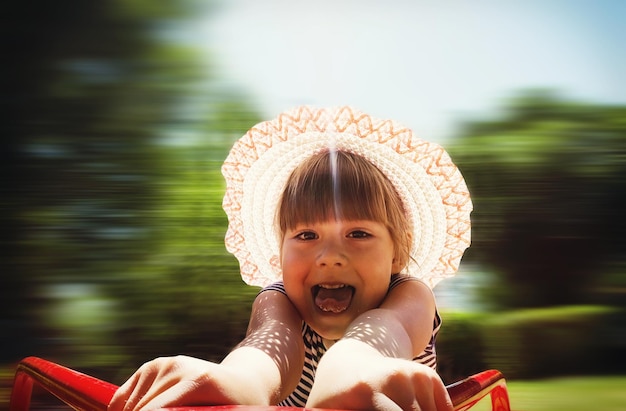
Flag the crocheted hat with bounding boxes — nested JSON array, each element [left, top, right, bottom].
[[222, 106, 472, 288]]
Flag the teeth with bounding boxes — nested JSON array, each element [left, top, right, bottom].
[[319, 284, 346, 289]]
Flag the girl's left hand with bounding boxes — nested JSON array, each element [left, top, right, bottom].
[[306, 341, 453, 411]]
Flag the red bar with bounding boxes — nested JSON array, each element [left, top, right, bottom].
[[9, 357, 511, 410]]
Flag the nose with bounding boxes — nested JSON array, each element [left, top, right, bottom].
[[316, 239, 346, 267]]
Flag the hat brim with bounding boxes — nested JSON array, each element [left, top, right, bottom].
[[222, 106, 472, 288]]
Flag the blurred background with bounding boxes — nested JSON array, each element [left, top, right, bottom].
[[2, 0, 625, 409]]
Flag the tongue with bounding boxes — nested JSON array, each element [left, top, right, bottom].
[[315, 287, 353, 313]]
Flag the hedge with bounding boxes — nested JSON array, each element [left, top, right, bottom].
[[436, 305, 625, 382]]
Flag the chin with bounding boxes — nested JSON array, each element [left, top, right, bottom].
[[315, 328, 344, 342], [309, 314, 353, 341]]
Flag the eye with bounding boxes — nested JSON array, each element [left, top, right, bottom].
[[295, 231, 318, 241], [347, 230, 371, 239]]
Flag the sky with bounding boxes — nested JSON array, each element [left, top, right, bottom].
[[200, 0, 625, 143]]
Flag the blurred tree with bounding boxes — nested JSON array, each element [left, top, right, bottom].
[[106, 102, 263, 381], [2, 0, 261, 370], [450, 90, 626, 308]]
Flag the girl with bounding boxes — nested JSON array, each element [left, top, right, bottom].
[[108, 106, 472, 411]]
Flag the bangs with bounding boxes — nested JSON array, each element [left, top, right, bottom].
[[277, 150, 406, 233]]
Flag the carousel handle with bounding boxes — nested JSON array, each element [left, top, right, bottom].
[[9, 356, 510, 411]]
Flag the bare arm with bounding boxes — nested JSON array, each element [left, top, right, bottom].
[[345, 279, 437, 358], [227, 289, 305, 403], [108, 290, 304, 411], [307, 280, 453, 411]]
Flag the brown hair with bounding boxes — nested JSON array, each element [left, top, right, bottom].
[[276, 149, 412, 271]]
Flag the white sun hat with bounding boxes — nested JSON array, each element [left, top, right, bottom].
[[222, 106, 472, 289]]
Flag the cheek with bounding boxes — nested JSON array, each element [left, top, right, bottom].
[[280, 246, 295, 272], [280, 245, 307, 280]]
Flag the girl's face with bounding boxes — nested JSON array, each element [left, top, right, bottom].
[[281, 218, 402, 341]]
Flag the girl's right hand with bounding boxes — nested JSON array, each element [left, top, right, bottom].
[[108, 291, 304, 411], [107, 355, 237, 411]]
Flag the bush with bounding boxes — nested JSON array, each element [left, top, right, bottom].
[[437, 305, 624, 381], [436, 311, 487, 383]]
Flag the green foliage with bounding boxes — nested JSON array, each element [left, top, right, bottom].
[[449, 90, 626, 308], [436, 312, 486, 383], [438, 306, 625, 381], [104, 145, 263, 381], [2, 0, 261, 370]]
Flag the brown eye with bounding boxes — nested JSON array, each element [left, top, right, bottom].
[[348, 230, 370, 239], [295, 231, 317, 241]]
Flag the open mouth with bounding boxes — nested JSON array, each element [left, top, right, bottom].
[[312, 284, 355, 313]]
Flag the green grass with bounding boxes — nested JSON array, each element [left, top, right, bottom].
[[468, 375, 626, 411]]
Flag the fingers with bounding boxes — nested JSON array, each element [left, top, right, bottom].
[[381, 361, 453, 411], [107, 358, 177, 411], [127, 365, 163, 410], [107, 356, 225, 411], [108, 370, 142, 411], [371, 392, 404, 411], [412, 376, 452, 411], [307, 359, 453, 411], [409, 364, 453, 411], [431, 377, 454, 411]]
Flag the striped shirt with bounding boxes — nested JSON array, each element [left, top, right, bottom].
[[260, 274, 442, 407]]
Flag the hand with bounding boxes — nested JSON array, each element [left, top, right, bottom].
[[107, 355, 240, 411], [306, 342, 453, 411]]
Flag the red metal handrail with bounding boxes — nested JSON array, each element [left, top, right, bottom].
[[446, 369, 511, 411], [9, 357, 511, 410], [10, 357, 118, 411]]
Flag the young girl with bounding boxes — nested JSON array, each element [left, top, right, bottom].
[[108, 106, 472, 411]]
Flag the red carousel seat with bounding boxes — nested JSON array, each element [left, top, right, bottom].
[[9, 356, 511, 411]]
